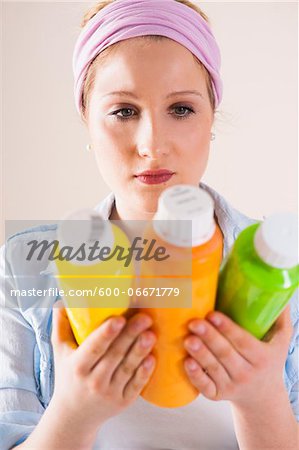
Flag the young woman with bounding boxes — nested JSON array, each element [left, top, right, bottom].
[[1, 1, 298, 449]]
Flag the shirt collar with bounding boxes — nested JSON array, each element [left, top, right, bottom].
[[42, 183, 253, 277], [92, 182, 246, 258]]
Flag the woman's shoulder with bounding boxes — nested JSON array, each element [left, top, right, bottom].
[[1, 223, 59, 289], [200, 182, 258, 231], [1, 223, 59, 333], [199, 183, 258, 257], [3, 223, 58, 269]]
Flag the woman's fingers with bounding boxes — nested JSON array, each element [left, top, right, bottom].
[[74, 316, 127, 375], [184, 358, 217, 400], [88, 313, 153, 385], [122, 355, 156, 401], [186, 317, 252, 380], [184, 334, 231, 386], [197, 312, 265, 365], [110, 330, 156, 391]]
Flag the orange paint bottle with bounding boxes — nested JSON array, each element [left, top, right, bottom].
[[139, 185, 223, 408]]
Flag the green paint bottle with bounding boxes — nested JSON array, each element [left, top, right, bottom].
[[216, 213, 299, 339]]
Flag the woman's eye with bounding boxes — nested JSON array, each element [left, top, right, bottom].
[[111, 108, 137, 120], [172, 106, 195, 119]]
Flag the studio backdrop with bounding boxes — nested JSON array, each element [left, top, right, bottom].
[[2, 1, 298, 243]]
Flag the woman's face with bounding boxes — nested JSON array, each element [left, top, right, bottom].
[[86, 38, 214, 215]]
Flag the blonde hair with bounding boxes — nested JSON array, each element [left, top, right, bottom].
[[80, 0, 215, 121]]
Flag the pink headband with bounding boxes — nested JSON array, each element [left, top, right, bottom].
[[73, 0, 223, 115]]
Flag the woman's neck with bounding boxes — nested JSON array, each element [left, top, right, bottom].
[[109, 198, 155, 243], [109, 199, 155, 222]]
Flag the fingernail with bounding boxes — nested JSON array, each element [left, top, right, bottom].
[[141, 333, 155, 348], [134, 316, 152, 331], [112, 318, 125, 332], [185, 338, 201, 351], [209, 315, 222, 326], [143, 356, 154, 369], [190, 322, 206, 335], [186, 359, 198, 372]]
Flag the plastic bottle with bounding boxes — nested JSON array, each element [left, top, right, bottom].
[[139, 185, 223, 408], [55, 210, 134, 344], [216, 213, 299, 339]]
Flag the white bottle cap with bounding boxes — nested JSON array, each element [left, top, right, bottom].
[[254, 212, 299, 269], [57, 209, 114, 266], [153, 185, 216, 247]]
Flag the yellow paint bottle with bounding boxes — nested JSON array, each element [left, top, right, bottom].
[[55, 210, 133, 344]]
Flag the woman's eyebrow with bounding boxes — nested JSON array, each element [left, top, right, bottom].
[[102, 90, 203, 99], [166, 90, 203, 99], [102, 91, 139, 99]]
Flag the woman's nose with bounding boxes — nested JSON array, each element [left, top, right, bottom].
[[136, 116, 170, 159]]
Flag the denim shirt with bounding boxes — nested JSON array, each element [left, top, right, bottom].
[[0, 183, 298, 450]]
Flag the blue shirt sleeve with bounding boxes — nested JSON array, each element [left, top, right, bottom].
[[0, 411, 43, 450], [0, 244, 45, 449], [284, 291, 299, 422]]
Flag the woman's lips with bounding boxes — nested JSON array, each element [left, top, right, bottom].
[[135, 169, 174, 185]]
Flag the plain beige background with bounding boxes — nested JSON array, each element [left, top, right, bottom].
[[1, 1, 298, 243]]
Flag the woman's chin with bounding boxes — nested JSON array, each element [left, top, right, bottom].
[[131, 191, 161, 214], [128, 175, 183, 213]]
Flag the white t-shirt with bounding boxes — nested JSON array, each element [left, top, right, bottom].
[[95, 395, 239, 449]]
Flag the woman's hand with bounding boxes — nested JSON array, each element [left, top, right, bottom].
[[50, 301, 156, 435], [183, 306, 293, 408]]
